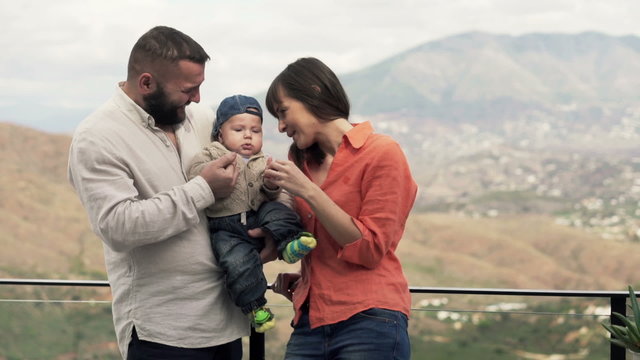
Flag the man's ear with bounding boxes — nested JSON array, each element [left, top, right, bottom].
[[138, 73, 156, 95]]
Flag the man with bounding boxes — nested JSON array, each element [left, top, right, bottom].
[[68, 26, 252, 359]]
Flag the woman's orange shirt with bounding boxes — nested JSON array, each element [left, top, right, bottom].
[[291, 121, 418, 328]]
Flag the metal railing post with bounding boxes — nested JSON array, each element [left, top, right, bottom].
[[249, 328, 265, 360], [611, 295, 627, 360]]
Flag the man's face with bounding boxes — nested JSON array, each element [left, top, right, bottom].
[[142, 60, 205, 126]]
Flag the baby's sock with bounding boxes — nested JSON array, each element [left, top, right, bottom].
[[282, 232, 317, 264], [250, 307, 275, 333]]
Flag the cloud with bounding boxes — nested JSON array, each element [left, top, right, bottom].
[[0, 0, 639, 132]]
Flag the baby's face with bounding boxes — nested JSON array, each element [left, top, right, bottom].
[[218, 113, 263, 157]]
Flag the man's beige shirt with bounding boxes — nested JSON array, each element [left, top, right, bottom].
[[68, 85, 248, 358]]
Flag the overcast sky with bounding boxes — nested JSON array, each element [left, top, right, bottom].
[[1, 0, 639, 133]]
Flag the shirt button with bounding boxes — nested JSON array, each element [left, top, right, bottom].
[[307, 213, 312, 219], [248, 182, 254, 187]]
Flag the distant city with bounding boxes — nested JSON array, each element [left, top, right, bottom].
[[373, 103, 640, 242]]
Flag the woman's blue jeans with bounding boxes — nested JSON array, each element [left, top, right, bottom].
[[284, 306, 411, 360]]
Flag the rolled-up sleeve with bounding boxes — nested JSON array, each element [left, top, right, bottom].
[[336, 141, 417, 268], [68, 116, 215, 253]]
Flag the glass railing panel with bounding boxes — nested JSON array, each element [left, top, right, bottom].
[[409, 293, 612, 359], [0, 283, 621, 359], [0, 285, 118, 359], [261, 292, 295, 359]]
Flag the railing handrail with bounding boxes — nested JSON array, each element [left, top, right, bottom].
[[0, 278, 110, 287], [0, 278, 630, 297], [0, 278, 630, 360], [410, 286, 629, 298]]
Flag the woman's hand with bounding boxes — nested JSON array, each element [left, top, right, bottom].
[[271, 272, 301, 302], [267, 159, 362, 247], [264, 160, 314, 198]]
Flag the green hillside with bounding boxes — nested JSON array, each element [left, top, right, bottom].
[[401, 212, 640, 291], [1, 122, 636, 358], [3, 122, 637, 290], [0, 122, 105, 279]]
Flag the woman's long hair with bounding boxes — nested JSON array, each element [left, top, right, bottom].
[[266, 57, 350, 168]]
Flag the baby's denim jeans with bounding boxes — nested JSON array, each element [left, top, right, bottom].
[[208, 201, 304, 314]]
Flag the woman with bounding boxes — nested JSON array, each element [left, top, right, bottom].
[[264, 57, 417, 360]]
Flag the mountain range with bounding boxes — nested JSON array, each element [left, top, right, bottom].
[[343, 31, 640, 121], [334, 32, 640, 243]]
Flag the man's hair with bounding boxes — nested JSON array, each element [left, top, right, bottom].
[[127, 26, 210, 80]]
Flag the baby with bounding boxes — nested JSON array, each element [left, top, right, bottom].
[[188, 94, 316, 333]]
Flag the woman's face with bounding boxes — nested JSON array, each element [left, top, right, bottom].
[[274, 90, 320, 149]]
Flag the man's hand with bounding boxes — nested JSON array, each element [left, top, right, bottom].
[[248, 228, 278, 263], [199, 152, 239, 199]]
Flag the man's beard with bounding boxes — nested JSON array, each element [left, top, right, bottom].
[[143, 85, 187, 126]]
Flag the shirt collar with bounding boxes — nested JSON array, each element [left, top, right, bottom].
[[343, 121, 373, 149]]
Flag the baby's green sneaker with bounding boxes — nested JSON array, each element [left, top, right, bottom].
[[251, 307, 275, 333]]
